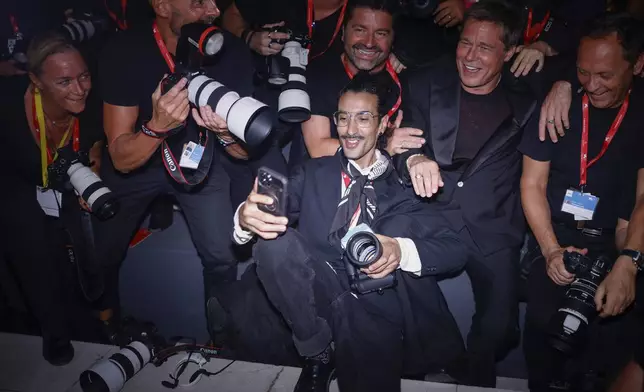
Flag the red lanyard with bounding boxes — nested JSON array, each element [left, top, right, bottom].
[[153, 22, 175, 72], [579, 91, 630, 188], [32, 97, 80, 163], [523, 8, 550, 45], [341, 55, 402, 118], [307, 0, 348, 60], [105, 0, 128, 30], [9, 14, 20, 35]]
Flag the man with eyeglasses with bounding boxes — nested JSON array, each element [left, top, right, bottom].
[[94, 0, 254, 341], [232, 72, 468, 392]]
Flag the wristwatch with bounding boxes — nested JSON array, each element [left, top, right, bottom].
[[620, 249, 644, 272]]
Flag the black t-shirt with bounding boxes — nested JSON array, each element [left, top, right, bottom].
[[99, 22, 255, 172], [0, 89, 104, 191], [453, 87, 511, 161], [235, 0, 343, 59], [518, 85, 643, 229], [307, 53, 402, 139]]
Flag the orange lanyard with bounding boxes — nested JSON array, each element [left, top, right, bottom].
[[153, 22, 175, 72], [105, 0, 128, 30], [579, 90, 630, 188], [307, 0, 348, 60], [342, 56, 402, 118], [523, 8, 550, 45]]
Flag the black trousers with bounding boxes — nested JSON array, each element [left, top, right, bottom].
[[523, 226, 639, 391], [454, 246, 521, 386], [253, 229, 405, 392], [0, 187, 79, 341], [93, 155, 237, 313]]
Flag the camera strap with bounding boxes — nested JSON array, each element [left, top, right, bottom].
[[152, 23, 215, 187], [307, 0, 347, 60], [341, 56, 402, 120], [33, 88, 80, 188], [579, 90, 630, 189], [161, 132, 214, 187], [523, 8, 551, 45]]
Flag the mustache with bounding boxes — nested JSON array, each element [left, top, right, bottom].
[[352, 44, 381, 52], [341, 135, 364, 140]]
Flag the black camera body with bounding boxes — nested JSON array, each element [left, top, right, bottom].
[[48, 147, 118, 221], [342, 224, 397, 295], [265, 26, 312, 47], [548, 251, 613, 355]]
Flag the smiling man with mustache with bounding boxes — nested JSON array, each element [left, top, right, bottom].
[[234, 72, 469, 392], [296, 0, 418, 165]]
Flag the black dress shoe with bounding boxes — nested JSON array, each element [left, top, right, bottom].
[[294, 347, 335, 392], [43, 336, 74, 366]]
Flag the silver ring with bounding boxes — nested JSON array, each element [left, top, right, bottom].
[[268, 42, 273, 49], [415, 174, 423, 179], [547, 119, 555, 124]]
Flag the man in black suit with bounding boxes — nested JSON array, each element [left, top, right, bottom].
[[392, 0, 537, 387], [233, 73, 469, 392]]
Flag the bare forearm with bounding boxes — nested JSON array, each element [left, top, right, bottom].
[[224, 143, 249, 160], [108, 132, 163, 173], [522, 183, 559, 254], [308, 138, 340, 158]]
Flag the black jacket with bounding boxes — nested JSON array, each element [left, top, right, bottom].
[[395, 56, 537, 257], [287, 153, 470, 276], [286, 152, 470, 371]]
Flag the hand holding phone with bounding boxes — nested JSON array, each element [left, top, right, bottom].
[[239, 167, 289, 240], [256, 167, 288, 217]]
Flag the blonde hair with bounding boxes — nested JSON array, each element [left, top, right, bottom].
[[27, 31, 77, 76]]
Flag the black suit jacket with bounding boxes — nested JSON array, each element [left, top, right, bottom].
[[287, 153, 470, 276], [396, 56, 537, 257], [285, 153, 470, 371]]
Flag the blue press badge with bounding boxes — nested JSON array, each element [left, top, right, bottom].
[[179, 141, 204, 169], [561, 189, 599, 220]]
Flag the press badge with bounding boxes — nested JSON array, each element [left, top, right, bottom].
[[561, 189, 599, 221], [179, 141, 204, 169], [36, 186, 62, 217]]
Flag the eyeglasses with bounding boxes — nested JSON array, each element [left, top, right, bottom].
[[333, 111, 378, 128]]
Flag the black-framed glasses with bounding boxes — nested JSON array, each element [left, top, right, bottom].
[[333, 111, 378, 128]]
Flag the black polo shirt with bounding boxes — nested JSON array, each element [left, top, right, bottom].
[[519, 82, 643, 229], [99, 22, 254, 173], [306, 53, 402, 139]]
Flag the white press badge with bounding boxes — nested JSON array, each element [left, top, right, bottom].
[[179, 141, 204, 169], [561, 189, 599, 221], [36, 186, 62, 217]]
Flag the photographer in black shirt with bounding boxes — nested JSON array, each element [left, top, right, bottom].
[[0, 32, 104, 366], [95, 0, 253, 340], [519, 14, 644, 391]]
